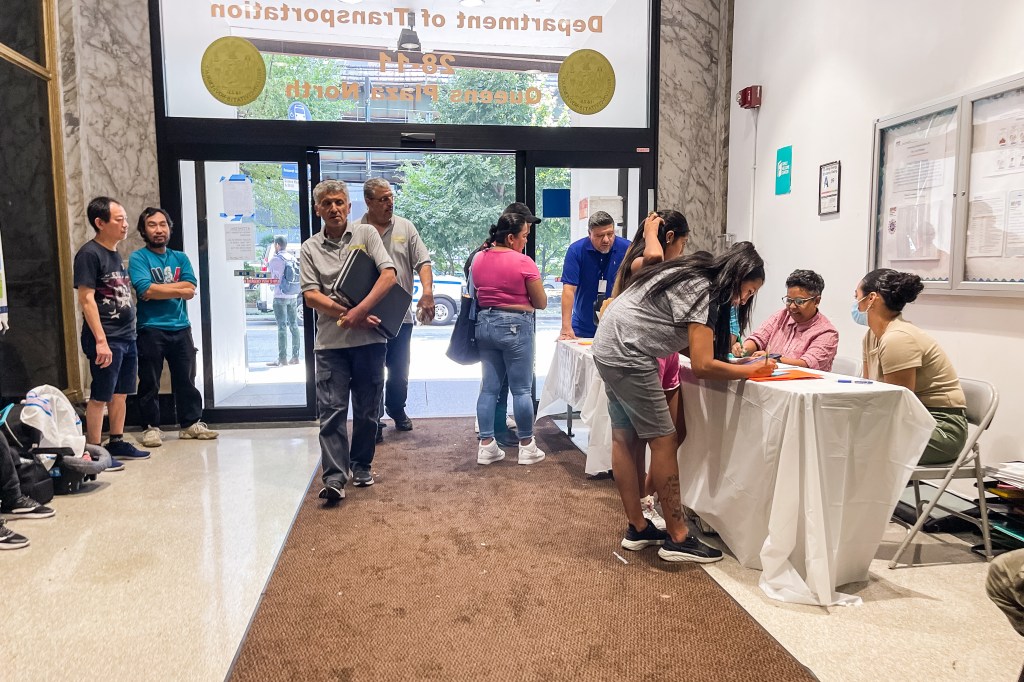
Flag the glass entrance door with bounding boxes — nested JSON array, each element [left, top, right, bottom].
[[179, 159, 314, 419], [525, 152, 655, 397], [313, 149, 516, 418]]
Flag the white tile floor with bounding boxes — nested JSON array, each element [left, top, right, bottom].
[[2, 425, 1021, 681]]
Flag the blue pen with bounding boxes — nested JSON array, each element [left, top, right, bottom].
[[838, 379, 872, 384]]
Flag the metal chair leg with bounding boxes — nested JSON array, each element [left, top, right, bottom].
[[566, 404, 573, 437], [889, 467, 961, 569], [913, 480, 923, 518], [974, 452, 993, 561]]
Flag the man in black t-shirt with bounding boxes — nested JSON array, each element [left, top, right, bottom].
[[72, 197, 150, 467]]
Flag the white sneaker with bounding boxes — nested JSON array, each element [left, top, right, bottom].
[[179, 421, 219, 440], [505, 415, 517, 430], [477, 439, 505, 465], [141, 427, 163, 448], [517, 438, 545, 465], [641, 495, 667, 531]]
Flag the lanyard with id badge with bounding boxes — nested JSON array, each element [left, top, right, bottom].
[[593, 254, 611, 326]]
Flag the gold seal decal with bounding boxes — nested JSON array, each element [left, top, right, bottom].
[[201, 37, 267, 106], [558, 49, 616, 115]]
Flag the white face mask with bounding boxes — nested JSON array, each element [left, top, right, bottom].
[[851, 296, 869, 326]]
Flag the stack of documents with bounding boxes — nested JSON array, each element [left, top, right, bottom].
[[985, 462, 1024, 490]]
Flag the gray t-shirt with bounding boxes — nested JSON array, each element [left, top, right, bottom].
[[353, 213, 430, 324], [299, 224, 396, 351], [593, 275, 712, 370]]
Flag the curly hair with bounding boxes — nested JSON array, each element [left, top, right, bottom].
[[785, 269, 824, 296], [860, 268, 924, 312]]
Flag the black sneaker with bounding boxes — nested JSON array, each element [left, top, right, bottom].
[[620, 520, 668, 551], [390, 412, 413, 431], [658, 534, 724, 563], [0, 521, 29, 550], [105, 440, 151, 460], [1, 495, 56, 519], [318, 483, 345, 502], [353, 468, 375, 487]]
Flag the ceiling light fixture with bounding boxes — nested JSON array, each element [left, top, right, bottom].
[[397, 14, 421, 51]]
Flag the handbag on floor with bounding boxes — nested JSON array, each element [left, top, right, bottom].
[[446, 254, 481, 365]]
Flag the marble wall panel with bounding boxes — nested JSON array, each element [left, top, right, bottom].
[[658, 0, 734, 253]]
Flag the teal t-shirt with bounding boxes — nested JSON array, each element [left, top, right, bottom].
[[128, 247, 197, 330]]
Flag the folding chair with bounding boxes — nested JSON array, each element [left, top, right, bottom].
[[888, 378, 998, 569], [830, 356, 860, 377]]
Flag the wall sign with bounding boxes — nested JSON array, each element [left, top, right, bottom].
[[775, 145, 792, 195], [818, 161, 841, 215]]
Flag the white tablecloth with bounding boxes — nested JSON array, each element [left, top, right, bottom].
[[536, 341, 613, 476], [538, 343, 937, 606]]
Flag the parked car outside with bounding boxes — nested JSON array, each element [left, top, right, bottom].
[[543, 275, 563, 301], [412, 271, 464, 325]]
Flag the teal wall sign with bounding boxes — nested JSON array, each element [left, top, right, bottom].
[[775, 145, 792, 195]]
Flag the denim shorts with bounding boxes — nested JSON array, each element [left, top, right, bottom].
[[81, 334, 138, 402], [595, 359, 676, 440]]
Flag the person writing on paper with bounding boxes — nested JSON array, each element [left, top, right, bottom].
[[300, 180, 397, 502], [473, 213, 547, 467], [854, 268, 967, 465], [735, 269, 839, 371], [593, 242, 775, 563], [608, 209, 689, 531]]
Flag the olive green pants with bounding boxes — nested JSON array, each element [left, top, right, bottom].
[[987, 549, 1024, 638], [919, 408, 968, 466]]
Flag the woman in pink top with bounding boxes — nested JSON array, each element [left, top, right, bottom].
[[471, 213, 548, 466], [736, 269, 838, 371]]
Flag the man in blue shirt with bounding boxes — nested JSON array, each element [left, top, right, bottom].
[[128, 207, 218, 448], [558, 211, 630, 339]]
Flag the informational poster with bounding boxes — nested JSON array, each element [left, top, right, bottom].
[[224, 222, 256, 260], [221, 174, 255, 218], [875, 107, 958, 281], [775, 145, 792, 195], [964, 86, 1024, 282], [818, 161, 840, 215]]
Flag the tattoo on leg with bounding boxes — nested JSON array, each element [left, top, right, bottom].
[[663, 474, 685, 522]]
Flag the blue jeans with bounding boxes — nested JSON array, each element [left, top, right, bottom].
[[379, 322, 413, 419], [475, 309, 535, 440], [315, 344, 386, 487], [273, 297, 300, 361]]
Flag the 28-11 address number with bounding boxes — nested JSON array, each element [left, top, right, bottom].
[[379, 51, 456, 75]]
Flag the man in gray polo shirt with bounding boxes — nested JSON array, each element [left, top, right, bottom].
[[353, 177, 434, 439], [300, 180, 397, 501]]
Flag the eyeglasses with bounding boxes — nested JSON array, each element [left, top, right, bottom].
[[367, 195, 394, 204], [782, 296, 817, 306]]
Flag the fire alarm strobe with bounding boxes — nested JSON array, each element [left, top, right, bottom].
[[737, 85, 762, 109]]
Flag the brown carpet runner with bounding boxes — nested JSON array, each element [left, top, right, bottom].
[[229, 417, 815, 682]]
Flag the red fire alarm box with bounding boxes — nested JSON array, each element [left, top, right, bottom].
[[736, 85, 762, 109]]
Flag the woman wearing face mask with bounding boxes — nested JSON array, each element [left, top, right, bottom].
[[853, 269, 967, 465], [593, 242, 775, 563], [606, 210, 689, 532]]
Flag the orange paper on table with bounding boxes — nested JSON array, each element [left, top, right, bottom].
[[748, 368, 823, 382]]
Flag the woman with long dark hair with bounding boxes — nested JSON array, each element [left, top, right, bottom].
[[592, 241, 775, 562], [606, 210, 689, 531], [471, 213, 548, 466], [854, 269, 967, 464]]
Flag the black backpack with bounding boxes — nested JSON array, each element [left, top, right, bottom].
[[1, 404, 54, 503]]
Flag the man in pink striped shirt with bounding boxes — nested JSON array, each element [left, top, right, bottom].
[[736, 269, 839, 371]]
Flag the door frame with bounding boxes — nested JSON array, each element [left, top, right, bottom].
[[178, 153, 318, 422]]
